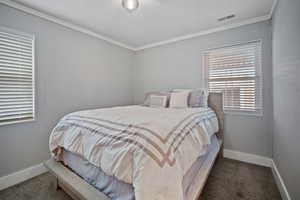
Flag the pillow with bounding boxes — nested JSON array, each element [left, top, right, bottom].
[[169, 91, 190, 108], [173, 88, 208, 107], [149, 95, 168, 108], [143, 92, 170, 106], [190, 89, 208, 107]]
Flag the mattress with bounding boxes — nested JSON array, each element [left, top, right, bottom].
[[62, 134, 220, 200]]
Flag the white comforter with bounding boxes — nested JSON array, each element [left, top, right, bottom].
[[49, 105, 218, 200]]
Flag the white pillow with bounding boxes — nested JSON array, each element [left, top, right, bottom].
[[149, 95, 168, 108], [169, 91, 190, 108], [173, 88, 209, 107]]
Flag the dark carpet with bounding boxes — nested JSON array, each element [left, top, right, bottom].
[[0, 158, 282, 200]]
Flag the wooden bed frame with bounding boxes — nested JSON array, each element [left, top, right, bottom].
[[44, 92, 224, 200]]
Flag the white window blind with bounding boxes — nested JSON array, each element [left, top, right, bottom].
[[0, 27, 35, 125], [203, 41, 262, 115]]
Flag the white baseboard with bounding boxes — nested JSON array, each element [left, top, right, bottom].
[[223, 149, 273, 167], [223, 149, 291, 200], [0, 152, 292, 200], [271, 160, 292, 200], [0, 163, 48, 191]]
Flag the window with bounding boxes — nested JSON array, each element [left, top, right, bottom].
[[203, 41, 262, 115], [0, 27, 35, 125]]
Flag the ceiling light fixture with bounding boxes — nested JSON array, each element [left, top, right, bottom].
[[122, 0, 139, 12]]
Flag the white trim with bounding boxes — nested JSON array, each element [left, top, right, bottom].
[[201, 39, 261, 88], [223, 149, 272, 167], [269, 0, 279, 19], [0, 0, 135, 51], [223, 149, 291, 200], [0, 26, 34, 39], [1, 0, 273, 51], [32, 27, 36, 122], [0, 26, 36, 127], [271, 160, 292, 200], [0, 163, 48, 191], [224, 111, 263, 117], [0, 156, 292, 200], [135, 15, 270, 51], [201, 39, 262, 53], [203, 40, 264, 117], [0, 118, 35, 127]]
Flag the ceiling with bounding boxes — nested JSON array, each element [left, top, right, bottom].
[[9, 0, 275, 49]]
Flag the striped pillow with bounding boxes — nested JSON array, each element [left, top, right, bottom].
[[143, 92, 170, 107], [149, 95, 168, 108]]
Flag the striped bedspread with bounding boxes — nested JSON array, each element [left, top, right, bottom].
[[49, 105, 218, 200]]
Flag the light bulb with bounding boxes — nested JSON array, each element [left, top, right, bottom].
[[122, 0, 139, 12]]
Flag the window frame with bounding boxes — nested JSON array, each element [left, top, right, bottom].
[[202, 40, 263, 116], [0, 26, 36, 126]]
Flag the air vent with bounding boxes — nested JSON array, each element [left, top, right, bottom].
[[218, 14, 236, 22]]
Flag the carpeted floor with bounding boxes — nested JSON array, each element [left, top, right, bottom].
[[0, 158, 282, 200]]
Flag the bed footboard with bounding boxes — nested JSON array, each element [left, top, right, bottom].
[[44, 158, 110, 200]]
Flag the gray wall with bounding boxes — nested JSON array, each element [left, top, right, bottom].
[[133, 21, 273, 157], [272, 0, 300, 199], [4, 2, 298, 190], [0, 4, 134, 177]]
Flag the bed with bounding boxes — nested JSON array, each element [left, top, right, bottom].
[[44, 92, 224, 200]]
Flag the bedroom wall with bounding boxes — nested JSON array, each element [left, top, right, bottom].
[[272, 0, 300, 199], [133, 21, 273, 157], [0, 4, 134, 178]]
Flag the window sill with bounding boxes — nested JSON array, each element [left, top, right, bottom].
[[224, 111, 263, 117], [0, 118, 35, 127]]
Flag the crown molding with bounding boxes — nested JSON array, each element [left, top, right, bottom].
[[134, 15, 271, 51], [0, 0, 136, 50], [269, 0, 278, 19], [1, 0, 275, 52]]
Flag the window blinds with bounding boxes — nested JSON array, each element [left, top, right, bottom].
[[0, 27, 35, 125], [204, 41, 262, 115]]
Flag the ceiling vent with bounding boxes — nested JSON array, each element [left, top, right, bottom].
[[218, 14, 236, 22]]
